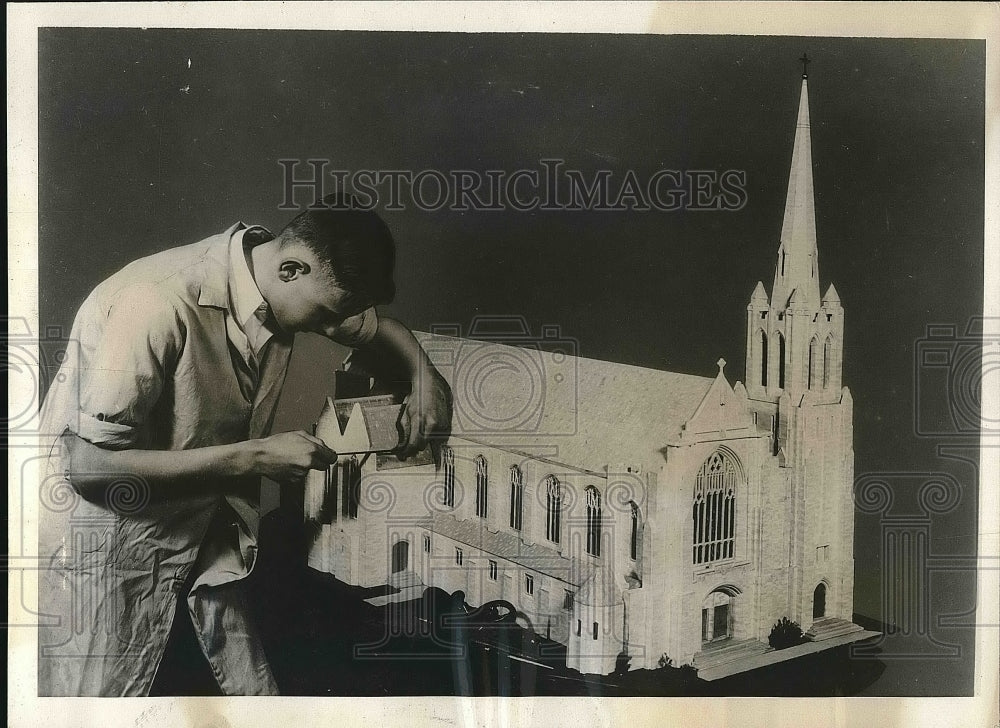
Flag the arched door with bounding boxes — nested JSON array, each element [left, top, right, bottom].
[[391, 540, 409, 574], [701, 589, 735, 644], [813, 582, 827, 619]]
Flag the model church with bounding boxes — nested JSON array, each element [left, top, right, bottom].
[[303, 69, 871, 678]]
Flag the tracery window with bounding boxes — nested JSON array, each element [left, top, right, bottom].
[[585, 486, 602, 557], [692, 450, 739, 565], [475, 455, 488, 518], [545, 475, 561, 544], [509, 465, 523, 531]]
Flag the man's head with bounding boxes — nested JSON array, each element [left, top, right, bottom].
[[256, 197, 396, 336]]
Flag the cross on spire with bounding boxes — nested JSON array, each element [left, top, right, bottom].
[[799, 53, 811, 79]]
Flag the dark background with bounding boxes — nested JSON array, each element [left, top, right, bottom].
[[37, 30, 985, 695]]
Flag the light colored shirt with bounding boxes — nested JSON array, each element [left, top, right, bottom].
[[227, 226, 275, 364]]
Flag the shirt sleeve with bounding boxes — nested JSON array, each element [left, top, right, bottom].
[[329, 307, 379, 348], [74, 285, 182, 448]]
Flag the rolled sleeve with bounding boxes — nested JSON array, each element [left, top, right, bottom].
[[74, 286, 181, 448], [329, 307, 379, 348]]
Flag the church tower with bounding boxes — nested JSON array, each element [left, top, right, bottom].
[[742, 59, 857, 632], [745, 60, 844, 417]]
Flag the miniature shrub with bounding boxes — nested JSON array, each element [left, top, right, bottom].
[[768, 617, 804, 650]]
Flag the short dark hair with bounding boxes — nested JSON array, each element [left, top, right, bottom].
[[279, 194, 396, 305]]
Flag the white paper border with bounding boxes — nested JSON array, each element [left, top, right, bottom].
[[7, 3, 998, 727]]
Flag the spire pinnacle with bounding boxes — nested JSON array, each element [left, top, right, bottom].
[[771, 68, 821, 311]]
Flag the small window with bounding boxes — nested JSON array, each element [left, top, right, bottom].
[[760, 311, 767, 319], [488, 559, 498, 581], [592, 622, 599, 640], [455, 548, 463, 566], [576, 619, 582, 637], [525, 574, 534, 596], [563, 590, 574, 610], [423, 534, 431, 553]]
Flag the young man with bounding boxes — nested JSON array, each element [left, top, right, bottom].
[[36, 201, 451, 696]]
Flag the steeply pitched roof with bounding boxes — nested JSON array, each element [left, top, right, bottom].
[[414, 331, 715, 472], [333, 395, 405, 452]]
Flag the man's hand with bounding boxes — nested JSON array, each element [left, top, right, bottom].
[[399, 370, 453, 461], [248, 431, 339, 482]]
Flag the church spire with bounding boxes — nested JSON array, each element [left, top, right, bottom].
[[771, 64, 821, 311]]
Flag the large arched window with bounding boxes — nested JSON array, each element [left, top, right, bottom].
[[545, 475, 561, 544], [442, 446, 455, 508], [475, 455, 488, 518], [692, 450, 740, 565], [585, 486, 602, 557], [509, 465, 523, 531]]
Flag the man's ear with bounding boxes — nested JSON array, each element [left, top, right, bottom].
[[278, 258, 310, 282]]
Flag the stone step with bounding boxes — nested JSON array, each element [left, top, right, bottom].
[[693, 639, 771, 670], [387, 570, 423, 589], [805, 617, 864, 642]]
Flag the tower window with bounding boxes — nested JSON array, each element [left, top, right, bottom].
[[593, 622, 599, 640], [692, 450, 740, 565], [525, 573, 534, 596], [760, 311, 767, 319], [576, 619, 582, 636], [808, 338, 818, 390], [488, 559, 498, 581], [509, 465, 524, 531], [824, 336, 833, 388], [475, 455, 488, 518], [423, 534, 431, 553], [455, 548, 463, 566], [629, 502, 640, 561], [545, 475, 562, 544], [778, 333, 786, 389], [586, 486, 602, 557], [760, 330, 768, 387]]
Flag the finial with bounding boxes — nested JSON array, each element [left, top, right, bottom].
[[799, 53, 811, 79], [717, 358, 726, 372]]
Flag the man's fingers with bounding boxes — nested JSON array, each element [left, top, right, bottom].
[[300, 431, 338, 464]]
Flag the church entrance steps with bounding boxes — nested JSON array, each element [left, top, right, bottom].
[[694, 628, 881, 681], [388, 570, 423, 590], [804, 617, 865, 642], [692, 638, 771, 671], [363, 571, 426, 607]]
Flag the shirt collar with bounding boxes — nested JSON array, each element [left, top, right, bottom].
[[228, 225, 271, 331]]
